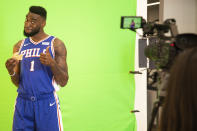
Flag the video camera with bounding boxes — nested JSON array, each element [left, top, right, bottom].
[[121, 16, 197, 70]]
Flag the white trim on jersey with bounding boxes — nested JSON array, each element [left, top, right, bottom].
[[52, 77, 60, 91], [51, 37, 56, 58], [54, 92, 64, 131], [18, 40, 25, 53], [30, 35, 51, 45]]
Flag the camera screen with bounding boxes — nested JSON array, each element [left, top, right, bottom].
[[121, 16, 142, 29]]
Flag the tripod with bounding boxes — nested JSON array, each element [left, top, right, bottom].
[[148, 96, 165, 131]]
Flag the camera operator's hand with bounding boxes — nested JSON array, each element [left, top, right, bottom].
[[5, 58, 19, 75]]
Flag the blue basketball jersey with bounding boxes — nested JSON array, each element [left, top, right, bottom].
[[18, 36, 59, 96]]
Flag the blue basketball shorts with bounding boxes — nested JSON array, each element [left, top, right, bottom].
[[12, 92, 63, 131]]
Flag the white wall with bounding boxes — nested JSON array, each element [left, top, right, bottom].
[[196, 0, 197, 33], [162, 0, 197, 34], [135, 0, 147, 131]]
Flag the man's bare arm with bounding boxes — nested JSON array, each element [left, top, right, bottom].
[[40, 38, 69, 87], [5, 40, 22, 87]]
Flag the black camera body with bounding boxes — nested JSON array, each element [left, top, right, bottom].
[[121, 16, 197, 70]]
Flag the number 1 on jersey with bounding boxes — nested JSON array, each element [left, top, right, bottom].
[[30, 60, 35, 71]]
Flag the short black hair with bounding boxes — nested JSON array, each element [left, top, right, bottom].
[[29, 6, 47, 20]]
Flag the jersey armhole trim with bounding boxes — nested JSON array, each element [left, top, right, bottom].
[[51, 37, 56, 59], [18, 39, 25, 53]]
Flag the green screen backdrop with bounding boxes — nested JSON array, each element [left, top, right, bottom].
[[0, 0, 137, 130]]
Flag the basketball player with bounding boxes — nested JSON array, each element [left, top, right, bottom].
[[5, 6, 68, 131]]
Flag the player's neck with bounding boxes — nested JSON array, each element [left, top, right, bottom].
[[30, 31, 49, 42]]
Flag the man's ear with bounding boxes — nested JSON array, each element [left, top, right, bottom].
[[42, 20, 46, 28]]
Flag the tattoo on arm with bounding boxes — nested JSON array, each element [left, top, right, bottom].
[[50, 38, 69, 87]]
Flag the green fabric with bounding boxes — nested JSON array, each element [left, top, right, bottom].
[[0, 0, 137, 130]]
